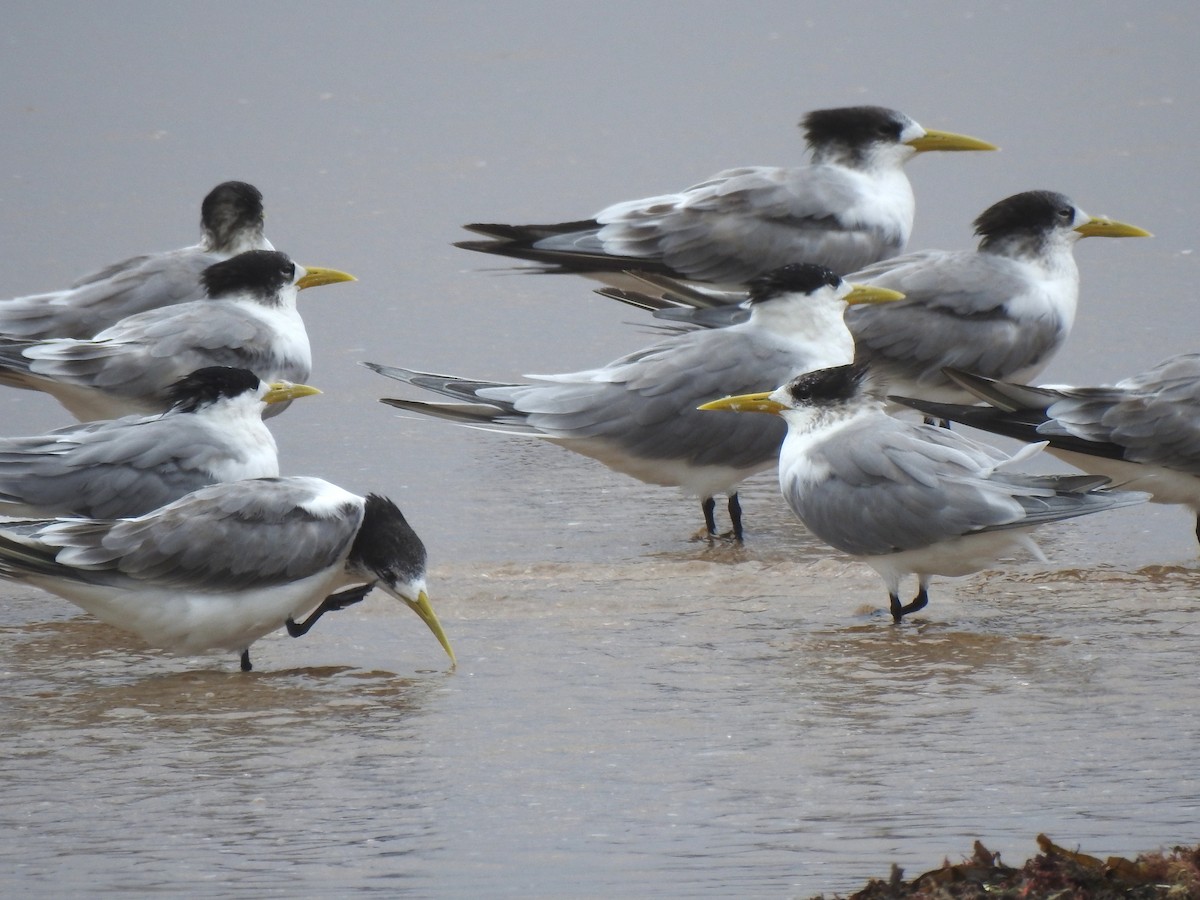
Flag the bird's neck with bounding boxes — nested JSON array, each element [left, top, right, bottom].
[[750, 299, 855, 363]]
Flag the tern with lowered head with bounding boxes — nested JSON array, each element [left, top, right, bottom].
[[0, 476, 455, 672]]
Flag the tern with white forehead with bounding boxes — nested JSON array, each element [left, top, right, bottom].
[[0, 476, 455, 672], [894, 358, 1200, 546], [0, 367, 320, 519], [366, 264, 902, 540], [701, 364, 1145, 621], [0, 250, 354, 421], [0, 182, 274, 340], [457, 106, 995, 289]]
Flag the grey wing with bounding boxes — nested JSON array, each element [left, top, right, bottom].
[[596, 274, 752, 328], [0, 250, 214, 340], [20, 477, 362, 590], [790, 417, 1030, 556], [0, 415, 254, 518], [511, 329, 796, 468], [846, 253, 1066, 393], [593, 166, 904, 282], [1044, 359, 1200, 473], [15, 303, 294, 402]]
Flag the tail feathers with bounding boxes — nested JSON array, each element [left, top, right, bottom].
[[362, 361, 442, 385], [996, 472, 1114, 495], [890, 394, 1048, 437], [0, 339, 38, 374], [966, 474, 1149, 534], [652, 306, 747, 329], [593, 287, 674, 313], [456, 232, 687, 279], [378, 398, 540, 436], [0, 529, 71, 581], [1008, 483, 1149, 530], [889, 394, 1131, 464], [361, 361, 522, 407], [461, 220, 600, 243], [615, 271, 741, 310], [942, 368, 1061, 412], [453, 239, 643, 273]]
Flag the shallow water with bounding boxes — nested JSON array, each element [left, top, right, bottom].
[[3, 3, 1200, 897], [5, 544, 1200, 897]]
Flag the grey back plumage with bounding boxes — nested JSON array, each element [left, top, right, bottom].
[[788, 410, 1141, 558], [0, 477, 363, 592]]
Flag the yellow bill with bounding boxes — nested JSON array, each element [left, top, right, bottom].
[[906, 129, 998, 153], [1074, 217, 1152, 239], [297, 266, 358, 289], [698, 391, 787, 415], [407, 589, 457, 667], [264, 381, 322, 405], [846, 284, 905, 305]]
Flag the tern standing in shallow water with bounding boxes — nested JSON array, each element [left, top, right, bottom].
[[843, 190, 1150, 406], [0, 181, 273, 340], [456, 106, 995, 289], [365, 264, 901, 541], [0, 476, 455, 672], [893, 359, 1200, 547], [0, 367, 320, 519], [602, 191, 1151, 408], [700, 364, 1145, 621], [0, 250, 354, 421]]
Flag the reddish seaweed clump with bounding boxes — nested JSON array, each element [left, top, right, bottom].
[[814, 834, 1200, 899]]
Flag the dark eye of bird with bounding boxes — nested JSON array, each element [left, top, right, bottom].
[[1057, 207, 1073, 221], [789, 383, 813, 403]]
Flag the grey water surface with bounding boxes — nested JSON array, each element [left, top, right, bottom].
[[2, 3, 1200, 897]]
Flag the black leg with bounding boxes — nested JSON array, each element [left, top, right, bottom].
[[727, 493, 744, 542], [1194, 512, 1200, 546], [701, 496, 718, 535], [240, 649, 252, 672], [890, 586, 929, 623], [286, 584, 374, 637]]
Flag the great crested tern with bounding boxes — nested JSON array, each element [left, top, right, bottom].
[[700, 364, 1145, 620], [0, 182, 274, 340], [366, 264, 902, 540], [600, 191, 1151, 409], [893, 358, 1200, 545], [0, 367, 319, 519], [456, 106, 995, 289], [0, 476, 455, 671], [0, 250, 354, 421]]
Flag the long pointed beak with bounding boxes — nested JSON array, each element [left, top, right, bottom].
[[296, 266, 358, 289], [406, 589, 457, 667], [264, 381, 322, 405], [698, 391, 786, 414], [1074, 217, 1153, 239], [845, 284, 905, 305], [906, 129, 998, 153]]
